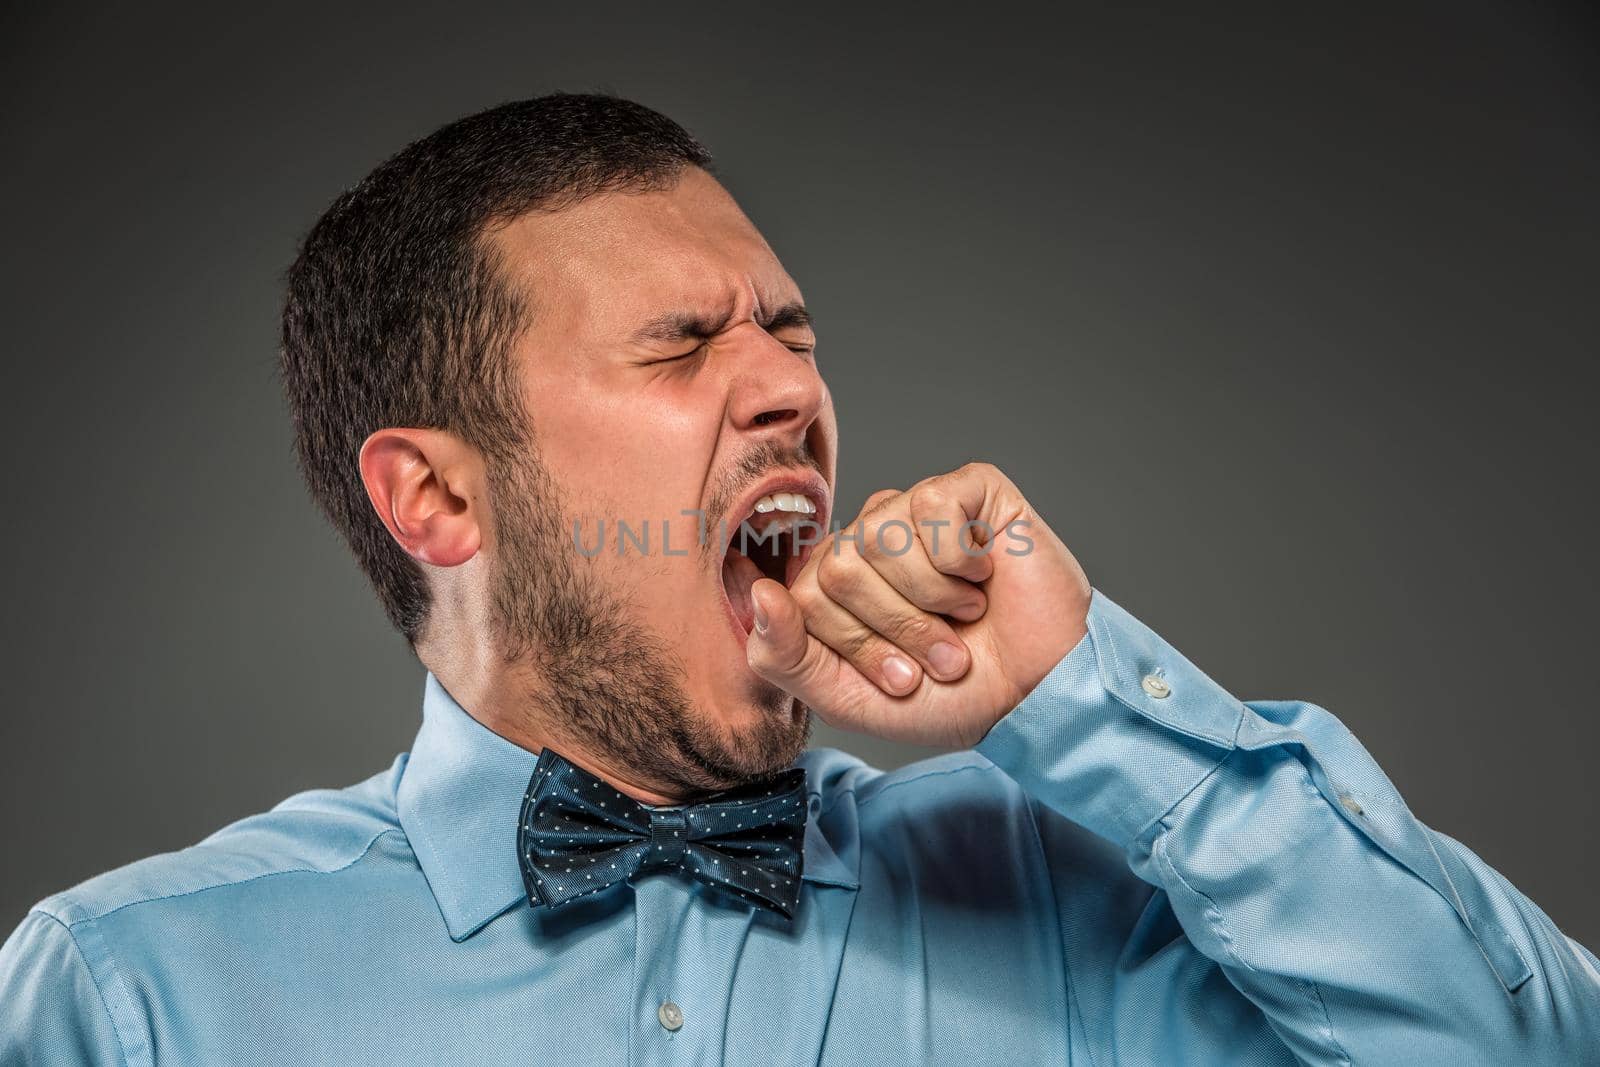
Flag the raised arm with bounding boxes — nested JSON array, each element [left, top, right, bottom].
[[976, 586, 1600, 1064]]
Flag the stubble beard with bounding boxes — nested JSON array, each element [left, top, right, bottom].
[[484, 446, 810, 795]]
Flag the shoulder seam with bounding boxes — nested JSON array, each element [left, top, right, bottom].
[[45, 826, 404, 928], [32, 911, 134, 1067]]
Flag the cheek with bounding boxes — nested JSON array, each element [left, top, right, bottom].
[[523, 363, 718, 479], [606, 537, 718, 617], [641, 381, 721, 449], [597, 392, 720, 499]]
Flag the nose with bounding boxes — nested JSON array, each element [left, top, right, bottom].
[[725, 324, 827, 440]]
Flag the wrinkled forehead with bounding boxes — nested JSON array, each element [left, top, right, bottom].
[[484, 167, 801, 343]]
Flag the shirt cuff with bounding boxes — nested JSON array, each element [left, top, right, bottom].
[[974, 586, 1246, 849]]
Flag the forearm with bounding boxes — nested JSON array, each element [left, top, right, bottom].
[[976, 587, 1600, 1064]]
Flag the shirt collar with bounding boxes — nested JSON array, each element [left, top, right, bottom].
[[397, 672, 859, 942]]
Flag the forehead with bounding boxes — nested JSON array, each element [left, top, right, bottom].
[[487, 167, 799, 338]]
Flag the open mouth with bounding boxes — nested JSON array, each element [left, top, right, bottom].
[[720, 490, 825, 636]]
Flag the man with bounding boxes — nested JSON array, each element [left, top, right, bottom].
[[1, 93, 1595, 1066]]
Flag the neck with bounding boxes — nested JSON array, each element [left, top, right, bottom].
[[425, 658, 693, 807]]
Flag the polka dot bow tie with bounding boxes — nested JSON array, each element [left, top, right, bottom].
[[518, 747, 810, 919]]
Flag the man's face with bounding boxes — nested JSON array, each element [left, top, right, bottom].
[[484, 167, 836, 792]]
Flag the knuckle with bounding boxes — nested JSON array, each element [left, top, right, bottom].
[[922, 581, 972, 613], [787, 568, 821, 607], [909, 484, 951, 516], [789, 579, 821, 616], [862, 517, 915, 560], [840, 627, 887, 663], [814, 552, 860, 597], [888, 611, 939, 648], [855, 520, 882, 561], [829, 522, 865, 560]]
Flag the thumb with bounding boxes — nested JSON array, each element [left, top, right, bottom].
[[745, 578, 840, 706], [745, 578, 810, 677]]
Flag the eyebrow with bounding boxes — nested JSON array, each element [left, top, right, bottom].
[[630, 301, 813, 345]]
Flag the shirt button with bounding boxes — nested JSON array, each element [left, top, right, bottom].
[[658, 1000, 684, 1031], [1140, 672, 1171, 699]]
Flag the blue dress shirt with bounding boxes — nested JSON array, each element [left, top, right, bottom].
[[4, 587, 1598, 1064]]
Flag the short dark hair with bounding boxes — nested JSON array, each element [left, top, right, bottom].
[[279, 93, 714, 645]]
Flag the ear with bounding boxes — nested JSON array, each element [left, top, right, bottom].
[[358, 428, 483, 568]]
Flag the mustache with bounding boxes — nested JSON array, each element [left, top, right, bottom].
[[702, 439, 826, 557]]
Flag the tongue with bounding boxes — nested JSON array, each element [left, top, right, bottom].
[[722, 550, 764, 634]]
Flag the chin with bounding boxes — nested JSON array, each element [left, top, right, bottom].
[[700, 662, 803, 731], [680, 657, 811, 779]]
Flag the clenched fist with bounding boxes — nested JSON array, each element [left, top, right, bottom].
[[746, 462, 1092, 748]]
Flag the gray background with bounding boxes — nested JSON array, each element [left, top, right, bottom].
[[3, 1, 1596, 950]]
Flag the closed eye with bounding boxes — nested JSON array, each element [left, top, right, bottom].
[[775, 332, 816, 357], [656, 345, 705, 363]]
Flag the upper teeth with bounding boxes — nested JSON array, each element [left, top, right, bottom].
[[752, 492, 817, 515]]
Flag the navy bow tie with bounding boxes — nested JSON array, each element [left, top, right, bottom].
[[518, 748, 810, 919]]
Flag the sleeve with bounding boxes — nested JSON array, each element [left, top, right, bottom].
[[974, 586, 1600, 1065], [0, 910, 131, 1066]]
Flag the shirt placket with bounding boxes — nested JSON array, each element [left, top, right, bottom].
[[631, 871, 754, 1066]]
